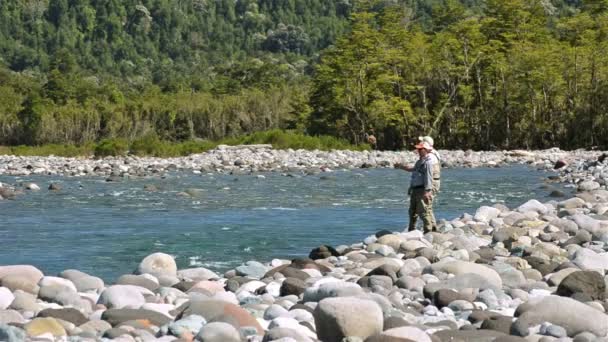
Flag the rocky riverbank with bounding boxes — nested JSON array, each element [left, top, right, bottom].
[[0, 151, 608, 341], [0, 146, 596, 178]]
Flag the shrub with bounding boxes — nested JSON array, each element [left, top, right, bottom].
[[94, 138, 129, 157]]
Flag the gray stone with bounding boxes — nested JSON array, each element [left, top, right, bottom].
[[367, 326, 432, 342], [262, 327, 314, 342], [116, 274, 159, 291], [280, 277, 307, 297], [556, 270, 606, 301], [0, 310, 24, 325], [78, 320, 112, 335], [514, 295, 608, 336], [303, 281, 364, 302], [429, 261, 502, 288], [37, 308, 88, 326], [136, 253, 177, 278], [475, 206, 501, 223], [97, 285, 147, 309], [517, 200, 549, 214], [168, 314, 206, 337], [9, 290, 40, 312], [177, 268, 219, 281], [101, 308, 172, 327], [314, 297, 383, 342], [546, 324, 567, 338], [196, 322, 241, 342], [433, 329, 507, 342], [0, 324, 26, 342], [235, 261, 268, 279], [423, 273, 497, 298], [0, 287, 14, 309], [578, 181, 600, 191], [572, 248, 608, 272]]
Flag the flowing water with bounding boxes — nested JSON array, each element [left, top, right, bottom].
[[0, 165, 567, 281]]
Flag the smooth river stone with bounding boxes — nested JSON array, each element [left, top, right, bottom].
[[314, 297, 383, 342], [137, 253, 178, 278]]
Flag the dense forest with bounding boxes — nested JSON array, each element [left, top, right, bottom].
[[0, 0, 606, 151]]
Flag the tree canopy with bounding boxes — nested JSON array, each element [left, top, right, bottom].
[[1, 0, 607, 150]]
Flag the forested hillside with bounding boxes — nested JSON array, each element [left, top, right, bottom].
[[0, 0, 605, 151]]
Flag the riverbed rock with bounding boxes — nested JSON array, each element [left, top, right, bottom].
[[555, 270, 606, 301], [314, 297, 383, 342], [136, 253, 177, 278], [303, 281, 365, 302], [309, 245, 340, 260], [197, 322, 241, 342], [235, 261, 268, 279], [116, 274, 159, 291], [0, 310, 25, 325], [578, 181, 600, 191], [37, 308, 88, 326], [97, 285, 147, 309], [368, 326, 432, 342], [0, 265, 43, 284], [429, 260, 503, 288], [177, 268, 219, 281], [101, 308, 172, 327], [0, 287, 14, 310], [24, 317, 66, 337], [514, 295, 608, 336], [178, 299, 264, 335], [0, 324, 26, 341], [475, 206, 501, 222]]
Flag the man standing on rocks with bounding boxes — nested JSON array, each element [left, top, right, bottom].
[[395, 137, 440, 232]]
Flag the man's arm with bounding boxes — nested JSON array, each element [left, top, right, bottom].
[[394, 163, 414, 172]]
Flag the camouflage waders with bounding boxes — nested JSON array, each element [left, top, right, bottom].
[[408, 187, 436, 232], [408, 159, 440, 232]]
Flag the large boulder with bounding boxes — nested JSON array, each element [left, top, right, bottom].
[[97, 285, 148, 309], [376, 234, 404, 250], [475, 206, 501, 223], [0, 275, 39, 294], [235, 261, 268, 279], [571, 214, 602, 235], [517, 200, 549, 214], [178, 299, 264, 335], [0, 310, 25, 325], [0, 324, 26, 341], [24, 317, 66, 337], [309, 245, 340, 260], [433, 329, 507, 342], [514, 295, 608, 337], [37, 308, 88, 326], [0, 265, 43, 284], [263, 327, 315, 342], [303, 281, 364, 302], [116, 274, 159, 291], [429, 261, 502, 288], [280, 277, 307, 296], [578, 181, 600, 191], [101, 308, 172, 327], [556, 270, 606, 301], [423, 273, 495, 298], [136, 253, 177, 278], [0, 288, 14, 310], [314, 297, 383, 342], [168, 315, 206, 338], [197, 322, 241, 342], [59, 269, 104, 293], [177, 268, 220, 281], [572, 248, 608, 272], [367, 326, 432, 342]]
